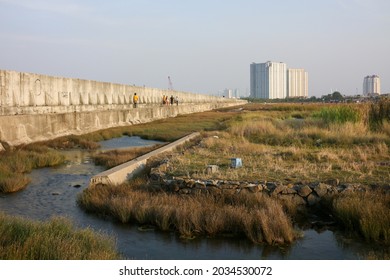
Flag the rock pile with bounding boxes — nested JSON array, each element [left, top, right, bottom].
[[149, 162, 369, 206]]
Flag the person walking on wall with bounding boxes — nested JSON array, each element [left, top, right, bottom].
[[170, 95, 174, 105], [133, 93, 139, 108], [163, 95, 168, 105], [175, 96, 179, 106]]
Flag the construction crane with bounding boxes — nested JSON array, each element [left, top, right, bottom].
[[168, 76, 174, 91]]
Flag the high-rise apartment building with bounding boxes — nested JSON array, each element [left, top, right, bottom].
[[287, 69, 308, 98], [223, 88, 233, 98], [363, 75, 381, 96], [250, 61, 307, 99], [250, 61, 287, 99]]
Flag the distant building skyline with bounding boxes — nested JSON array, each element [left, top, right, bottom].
[[250, 62, 287, 99], [363, 75, 381, 96], [287, 69, 308, 98], [250, 61, 307, 99]]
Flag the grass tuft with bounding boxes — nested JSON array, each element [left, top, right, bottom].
[[0, 145, 65, 193], [0, 213, 120, 259], [331, 191, 390, 245]]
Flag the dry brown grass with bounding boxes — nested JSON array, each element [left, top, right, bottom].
[[78, 179, 298, 245], [92, 144, 163, 169], [167, 131, 389, 185], [75, 102, 390, 249], [166, 103, 390, 186]]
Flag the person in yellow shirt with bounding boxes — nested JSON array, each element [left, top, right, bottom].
[[133, 93, 139, 108]]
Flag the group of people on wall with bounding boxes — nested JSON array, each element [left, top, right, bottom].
[[162, 95, 179, 106], [132, 93, 179, 108]]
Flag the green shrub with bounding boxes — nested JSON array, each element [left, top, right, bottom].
[[313, 105, 361, 124]]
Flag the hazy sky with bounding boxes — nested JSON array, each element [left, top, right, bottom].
[[0, 0, 389, 97]]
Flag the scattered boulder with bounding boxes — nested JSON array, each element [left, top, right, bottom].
[[312, 183, 329, 197], [279, 194, 306, 205], [205, 180, 219, 187], [194, 180, 206, 189], [281, 185, 297, 195], [297, 185, 312, 197], [341, 183, 366, 193], [291, 194, 306, 205], [266, 182, 278, 192], [248, 184, 263, 193], [206, 165, 219, 174], [307, 193, 320, 206], [272, 184, 287, 196], [185, 179, 195, 188], [230, 181, 241, 186], [258, 184, 266, 192]]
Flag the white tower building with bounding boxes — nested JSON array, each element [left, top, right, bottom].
[[287, 69, 308, 98], [363, 75, 381, 96], [250, 61, 287, 99]]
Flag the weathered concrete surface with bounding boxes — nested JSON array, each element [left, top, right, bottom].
[[0, 70, 233, 109], [0, 70, 246, 145], [0, 102, 240, 146], [90, 132, 200, 186]]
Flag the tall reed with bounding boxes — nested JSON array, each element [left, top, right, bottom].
[[369, 98, 390, 131], [313, 105, 363, 124]]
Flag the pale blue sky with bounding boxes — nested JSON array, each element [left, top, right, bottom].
[[0, 0, 389, 96]]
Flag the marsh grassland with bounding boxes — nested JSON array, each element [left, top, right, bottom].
[[78, 100, 390, 252], [0, 109, 240, 259], [0, 145, 64, 193], [2, 100, 390, 258], [79, 178, 298, 245], [170, 103, 390, 186]]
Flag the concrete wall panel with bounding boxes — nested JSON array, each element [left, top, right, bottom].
[[0, 69, 246, 146]]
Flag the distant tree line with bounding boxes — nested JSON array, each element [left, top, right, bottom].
[[244, 91, 345, 103]]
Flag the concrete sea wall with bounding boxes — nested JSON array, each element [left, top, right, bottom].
[[0, 70, 245, 146]]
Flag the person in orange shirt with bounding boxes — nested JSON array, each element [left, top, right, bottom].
[[133, 93, 139, 108]]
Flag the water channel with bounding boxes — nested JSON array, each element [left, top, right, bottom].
[[0, 136, 379, 259]]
